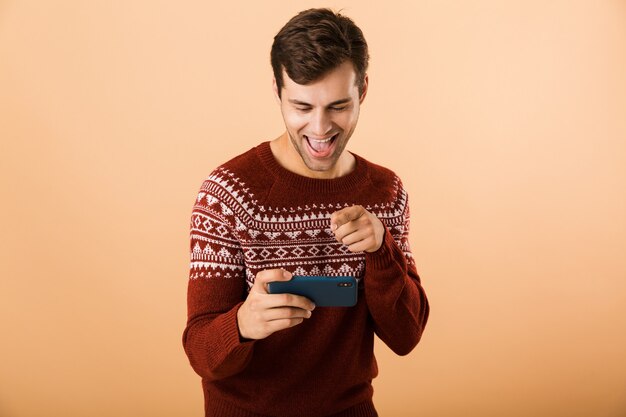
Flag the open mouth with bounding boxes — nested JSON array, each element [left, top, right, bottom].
[[304, 133, 338, 158]]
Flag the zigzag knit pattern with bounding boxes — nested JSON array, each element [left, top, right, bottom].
[[189, 147, 414, 289]]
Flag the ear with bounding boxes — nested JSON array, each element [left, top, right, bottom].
[[272, 77, 281, 104], [359, 74, 369, 104]]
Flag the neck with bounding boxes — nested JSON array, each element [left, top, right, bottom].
[[270, 132, 355, 179]]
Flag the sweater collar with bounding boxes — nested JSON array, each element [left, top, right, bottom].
[[256, 141, 370, 194]]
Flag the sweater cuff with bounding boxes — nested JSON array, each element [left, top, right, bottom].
[[219, 301, 255, 352], [365, 226, 403, 271]]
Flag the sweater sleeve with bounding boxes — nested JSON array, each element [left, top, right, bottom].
[[182, 176, 255, 381], [364, 183, 430, 356]]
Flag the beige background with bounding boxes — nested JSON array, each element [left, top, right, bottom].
[[1, 1, 625, 416]]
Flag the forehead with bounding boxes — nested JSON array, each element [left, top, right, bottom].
[[282, 61, 359, 103]]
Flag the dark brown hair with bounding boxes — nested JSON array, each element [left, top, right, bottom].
[[270, 8, 369, 98]]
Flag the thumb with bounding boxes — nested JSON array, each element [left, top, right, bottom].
[[252, 268, 292, 294]]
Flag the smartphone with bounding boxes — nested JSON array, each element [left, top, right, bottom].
[[267, 275, 358, 307]]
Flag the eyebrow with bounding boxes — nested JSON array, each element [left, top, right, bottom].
[[288, 98, 352, 107]]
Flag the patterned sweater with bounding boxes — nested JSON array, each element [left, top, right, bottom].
[[182, 141, 429, 417]]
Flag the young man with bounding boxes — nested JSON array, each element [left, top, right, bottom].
[[183, 8, 429, 417]]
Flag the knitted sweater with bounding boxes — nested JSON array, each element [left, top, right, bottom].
[[183, 141, 429, 417]]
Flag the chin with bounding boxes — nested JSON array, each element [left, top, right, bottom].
[[303, 155, 340, 172]]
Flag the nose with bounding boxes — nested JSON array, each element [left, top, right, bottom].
[[310, 109, 333, 137]]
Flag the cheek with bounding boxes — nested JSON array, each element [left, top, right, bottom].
[[335, 111, 359, 129], [282, 110, 308, 131]]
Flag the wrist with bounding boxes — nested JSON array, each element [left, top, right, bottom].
[[236, 305, 251, 342]]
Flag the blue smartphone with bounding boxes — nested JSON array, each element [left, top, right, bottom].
[[267, 275, 358, 307]]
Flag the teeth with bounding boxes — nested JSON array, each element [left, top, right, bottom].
[[306, 135, 334, 143]]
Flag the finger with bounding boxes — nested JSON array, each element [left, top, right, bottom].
[[252, 268, 292, 294], [265, 293, 316, 311], [333, 220, 362, 242], [346, 237, 375, 253], [330, 205, 365, 231], [264, 306, 312, 321], [265, 318, 305, 333], [339, 228, 371, 247], [330, 205, 362, 230]]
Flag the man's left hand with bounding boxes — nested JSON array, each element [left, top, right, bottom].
[[330, 205, 385, 253]]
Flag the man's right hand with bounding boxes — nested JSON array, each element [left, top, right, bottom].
[[237, 269, 316, 340]]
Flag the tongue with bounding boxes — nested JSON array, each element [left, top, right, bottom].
[[308, 137, 333, 152]]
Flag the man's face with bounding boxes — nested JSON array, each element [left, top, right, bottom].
[[275, 61, 367, 176]]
